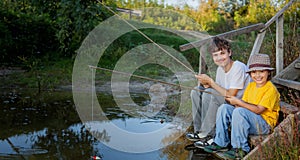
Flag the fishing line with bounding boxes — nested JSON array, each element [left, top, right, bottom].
[[89, 65, 225, 97], [97, 0, 196, 74]]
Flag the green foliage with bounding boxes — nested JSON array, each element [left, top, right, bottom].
[[140, 8, 202, 31], [193, 1, 229, 32], [98, 28, 200, 71], [114, 0, 164, 8], [0, 3, 58, 64], [234, 0, 277, 27], [1, 0, 298, 78], [3, 57, 73, 89], [55, 0, 113, 55], [282, 1, 300, 66], [0, 0, 114, 65]]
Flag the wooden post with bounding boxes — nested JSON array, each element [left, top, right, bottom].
[[249, 31, 266, 66], [199, 48, 202, 75], [197, 46, 206, 86], [250, 31, 266, 56], [276, 14, 284, 75], [197, 47, 202, 86], [260, 0, 295, 32]]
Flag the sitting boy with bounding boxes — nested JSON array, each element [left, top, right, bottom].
[[203, 53, 280, 159], [187, 37, 250, 148]]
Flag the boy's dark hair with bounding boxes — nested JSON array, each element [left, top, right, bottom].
[[266, 71, 272, 81], [208, 37, 232, 59]]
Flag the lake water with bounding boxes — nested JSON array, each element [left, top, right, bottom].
[[0, 88, 218, 160]]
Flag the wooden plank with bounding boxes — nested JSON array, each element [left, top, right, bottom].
[[273, 56, 300, 81], [261, 0, 296, 32], [248, 101, 298, 148], [272, 77, 300, 91], [280, 101, 299, 114], [273, 55, 300, 91], [249, 135, 269, 148], [295, 62, 300, 69], [214, 152, 231, 160], [179, 23, 265, 51], [276, 15, 284, 75], [249, 31, 266, 57], [244, 112, 299, 160]]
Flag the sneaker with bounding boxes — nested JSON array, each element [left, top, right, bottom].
[[194, 135, 214, 149], [223, 148, 247, 159], [186, 132, 206, 141], [184, 144, 197, 151], [203, 142, 229, 153]]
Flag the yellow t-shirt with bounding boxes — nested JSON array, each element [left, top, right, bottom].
[[242, 81, 280, 128]]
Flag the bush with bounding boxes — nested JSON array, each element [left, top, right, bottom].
[[0, 7, 58, 65]]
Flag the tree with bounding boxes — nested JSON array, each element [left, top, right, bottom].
[[192, 0, 228, 32], [55, 0, 113, 55], [234, 0, 277, 27]]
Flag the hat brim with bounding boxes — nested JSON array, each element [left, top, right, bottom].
[[246, 67, 274, 73]]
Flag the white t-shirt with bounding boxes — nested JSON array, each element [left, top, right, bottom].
[[216, 61, 250, 99]]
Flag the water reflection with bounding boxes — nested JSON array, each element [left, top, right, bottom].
[[0, 89, 219, 159]]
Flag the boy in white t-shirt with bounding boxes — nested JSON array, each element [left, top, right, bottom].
[[186, 37, 250, 148]]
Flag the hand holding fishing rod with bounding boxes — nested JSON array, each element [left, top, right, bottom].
[[195, 74, 212, 89]]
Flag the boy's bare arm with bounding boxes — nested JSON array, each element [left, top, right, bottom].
[[226, 96, 266, 114]]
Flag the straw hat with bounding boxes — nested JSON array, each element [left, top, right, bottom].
[[247, 54, 274, 73]]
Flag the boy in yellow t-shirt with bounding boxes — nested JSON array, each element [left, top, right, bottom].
[[203, 54, 280, 159]]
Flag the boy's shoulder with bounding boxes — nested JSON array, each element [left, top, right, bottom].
[[233, 60, 247, 68], [266, 81, 279, 90], [263, 81, 280, 95], [230, 60, 248, 73]]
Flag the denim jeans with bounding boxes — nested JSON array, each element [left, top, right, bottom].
[[190, 86, 225, 135], [214, 104, 271, 152]]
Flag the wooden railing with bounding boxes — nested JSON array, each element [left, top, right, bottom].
[[179, 1, 299, 159], [179, 0, 298, 90], [250, 0, 296, 74], [179, 23, 265, 52], [116, 8, 142, 19]]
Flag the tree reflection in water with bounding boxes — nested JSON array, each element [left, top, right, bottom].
[[0, 89, 219, 159], [0, 90, 104, 159], [33, 125, 101, 159]]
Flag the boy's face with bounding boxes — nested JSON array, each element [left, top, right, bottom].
[[250, 70, 269, 87], [211, 49, 231, 68]]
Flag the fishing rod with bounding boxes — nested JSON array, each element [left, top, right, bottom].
[[88, 65, 225, 98], [96, 0, 196, 75]]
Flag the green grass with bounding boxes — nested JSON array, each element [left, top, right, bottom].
[[1, 57, 74, 90]]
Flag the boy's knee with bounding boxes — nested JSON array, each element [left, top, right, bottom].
[[232, 108, 248, 119], [234, 107, 247, 114], [190, 89, 198, 98], [218, 104, 232, 115]]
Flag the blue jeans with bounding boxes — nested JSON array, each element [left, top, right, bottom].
[[214, 104, 271, 152]]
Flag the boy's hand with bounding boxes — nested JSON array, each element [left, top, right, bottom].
[[195, 74, 213, 88], [225, 95, 241, 106]]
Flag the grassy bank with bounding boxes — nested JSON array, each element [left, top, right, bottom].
[[1, 57, 74, 91]]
